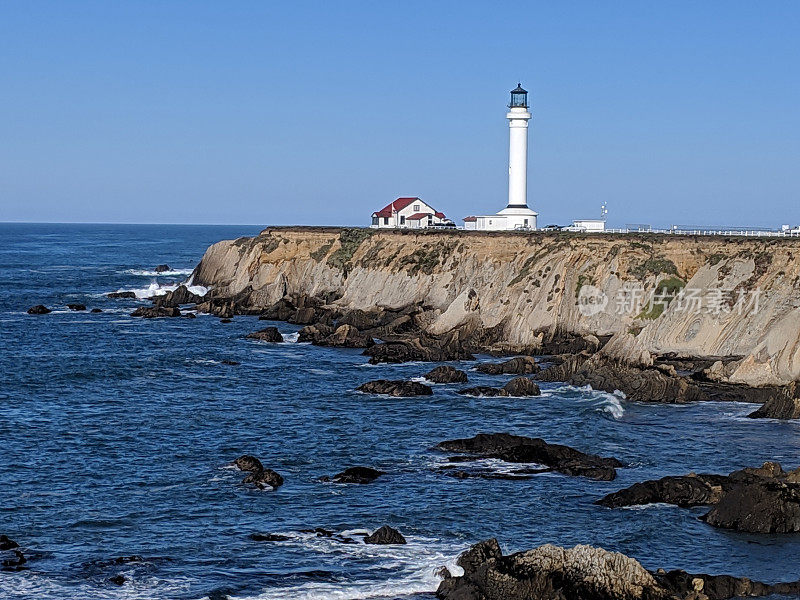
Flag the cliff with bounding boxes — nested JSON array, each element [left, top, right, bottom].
[[192, 227, 800, 387]]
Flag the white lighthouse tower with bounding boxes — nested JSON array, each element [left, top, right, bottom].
[[471, 84, 538, 231]]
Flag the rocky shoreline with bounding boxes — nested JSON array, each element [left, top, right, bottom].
[[80, 231, 800, 596]]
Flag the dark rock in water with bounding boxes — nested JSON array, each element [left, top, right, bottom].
[[502, 377, 541, 397], [599, 461, 800, 533], [154, 264, 171, 273], [702, 479, 800, 533], [108, 575, 126, 586], [246, 327, 283, 343], [748, 382, 800, 419], [535, 353, 591, 382], [234, 455, 283, 489], [435, 433, 622, 481], [154, 285, 205, 308], [356, 379, 433, 397], [569, 356, 703, 403], [325, 466, 384, 484], [183, 313, 196, 319], [242, 468, 284, 489], [220, 318, 232, 323], [436, 539, 800, 600], [458, 378, 540, 398], [27, 305, 51, 314], [249, 533, 291, 542], [364, 335, 474, 364], [364, 525, 406, 545], [597, 475, 721, 508], [91, 308, 103, 313], [0, 535, 19, 551], [476, 356, 539, 375], [654, 568, 800, 600], [195, 298, 235, 318], [221, 359, 240, 366], [234, 455, 264, 472], [107, 291, 137, 299], [297, 323, 334, 342], [67, 303, 86, 311], [130, 306, 181, 318], [424, 366, 468, 383]]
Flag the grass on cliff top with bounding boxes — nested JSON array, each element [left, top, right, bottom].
[[326, 228, 373, 275], [630, 257, 679, 279]]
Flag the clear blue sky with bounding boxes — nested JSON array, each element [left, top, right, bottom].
[[1, 1, 798, 227]]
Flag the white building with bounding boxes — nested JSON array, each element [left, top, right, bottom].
[[471, 84, 538, 231], [370, 197, 449, 229], [567, 219, 606, 233]]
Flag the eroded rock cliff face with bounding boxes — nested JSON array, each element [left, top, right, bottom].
[[192, 227, 800, 387]]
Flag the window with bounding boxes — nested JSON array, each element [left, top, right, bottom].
[[400, 216, 405, 224], [413, 204, 420, 212], [489, 220, 492, 225], [383, 217, 389, 225], [372, 217, 379, 225], [524, 219, 528, 225]]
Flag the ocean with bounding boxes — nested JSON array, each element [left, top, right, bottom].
[[2, 223, 800, 600]]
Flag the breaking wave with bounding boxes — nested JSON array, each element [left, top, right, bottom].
[[108, 282, 208, 300], [123, 268, 194, 277]]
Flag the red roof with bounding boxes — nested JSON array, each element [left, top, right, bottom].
[[406, 212, 431, 220], [463, 216, 477, 222], [434, 211, 446, 219], [372, 197, 420, 218]]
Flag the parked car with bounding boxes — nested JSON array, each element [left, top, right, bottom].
[[542, 224, 563, 231]]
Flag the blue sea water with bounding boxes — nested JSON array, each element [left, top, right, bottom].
[[1, 223, 800, 600]]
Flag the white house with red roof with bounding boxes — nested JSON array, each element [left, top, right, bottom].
[[370, 197, 450, 229]]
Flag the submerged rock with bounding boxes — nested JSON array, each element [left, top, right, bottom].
[[476, 356, 539, 375], [221, 359, 240, 366], [108, 575, 126, 586], [27, 305, 51, 314], [107, 291, 137, 299], [324, 466, 384, 484], [424, 365, 468, 383], [66, 303, 86, 311], [246, 327, 283, 343], [91, 308, 103, 313], [356, 379, 433, 397], [436, 433, 622, 481], [1, 549, 27, 570], [130, 306, 181, 318], [363, 526, 406, 545], [154, 264, 171, 273], [249, 533, 291, 542], [598, 462, 800, 533], [436, 539, 800, 600]]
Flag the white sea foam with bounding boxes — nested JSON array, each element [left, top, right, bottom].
[[283, 332, 300, 343], [222, 532, 461, 600], [123, 268, 195, 277], [108, 282, 208, 300]]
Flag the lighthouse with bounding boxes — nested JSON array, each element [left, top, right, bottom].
[[506, 83, 531, 209], [469, 84, 538, 231]]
